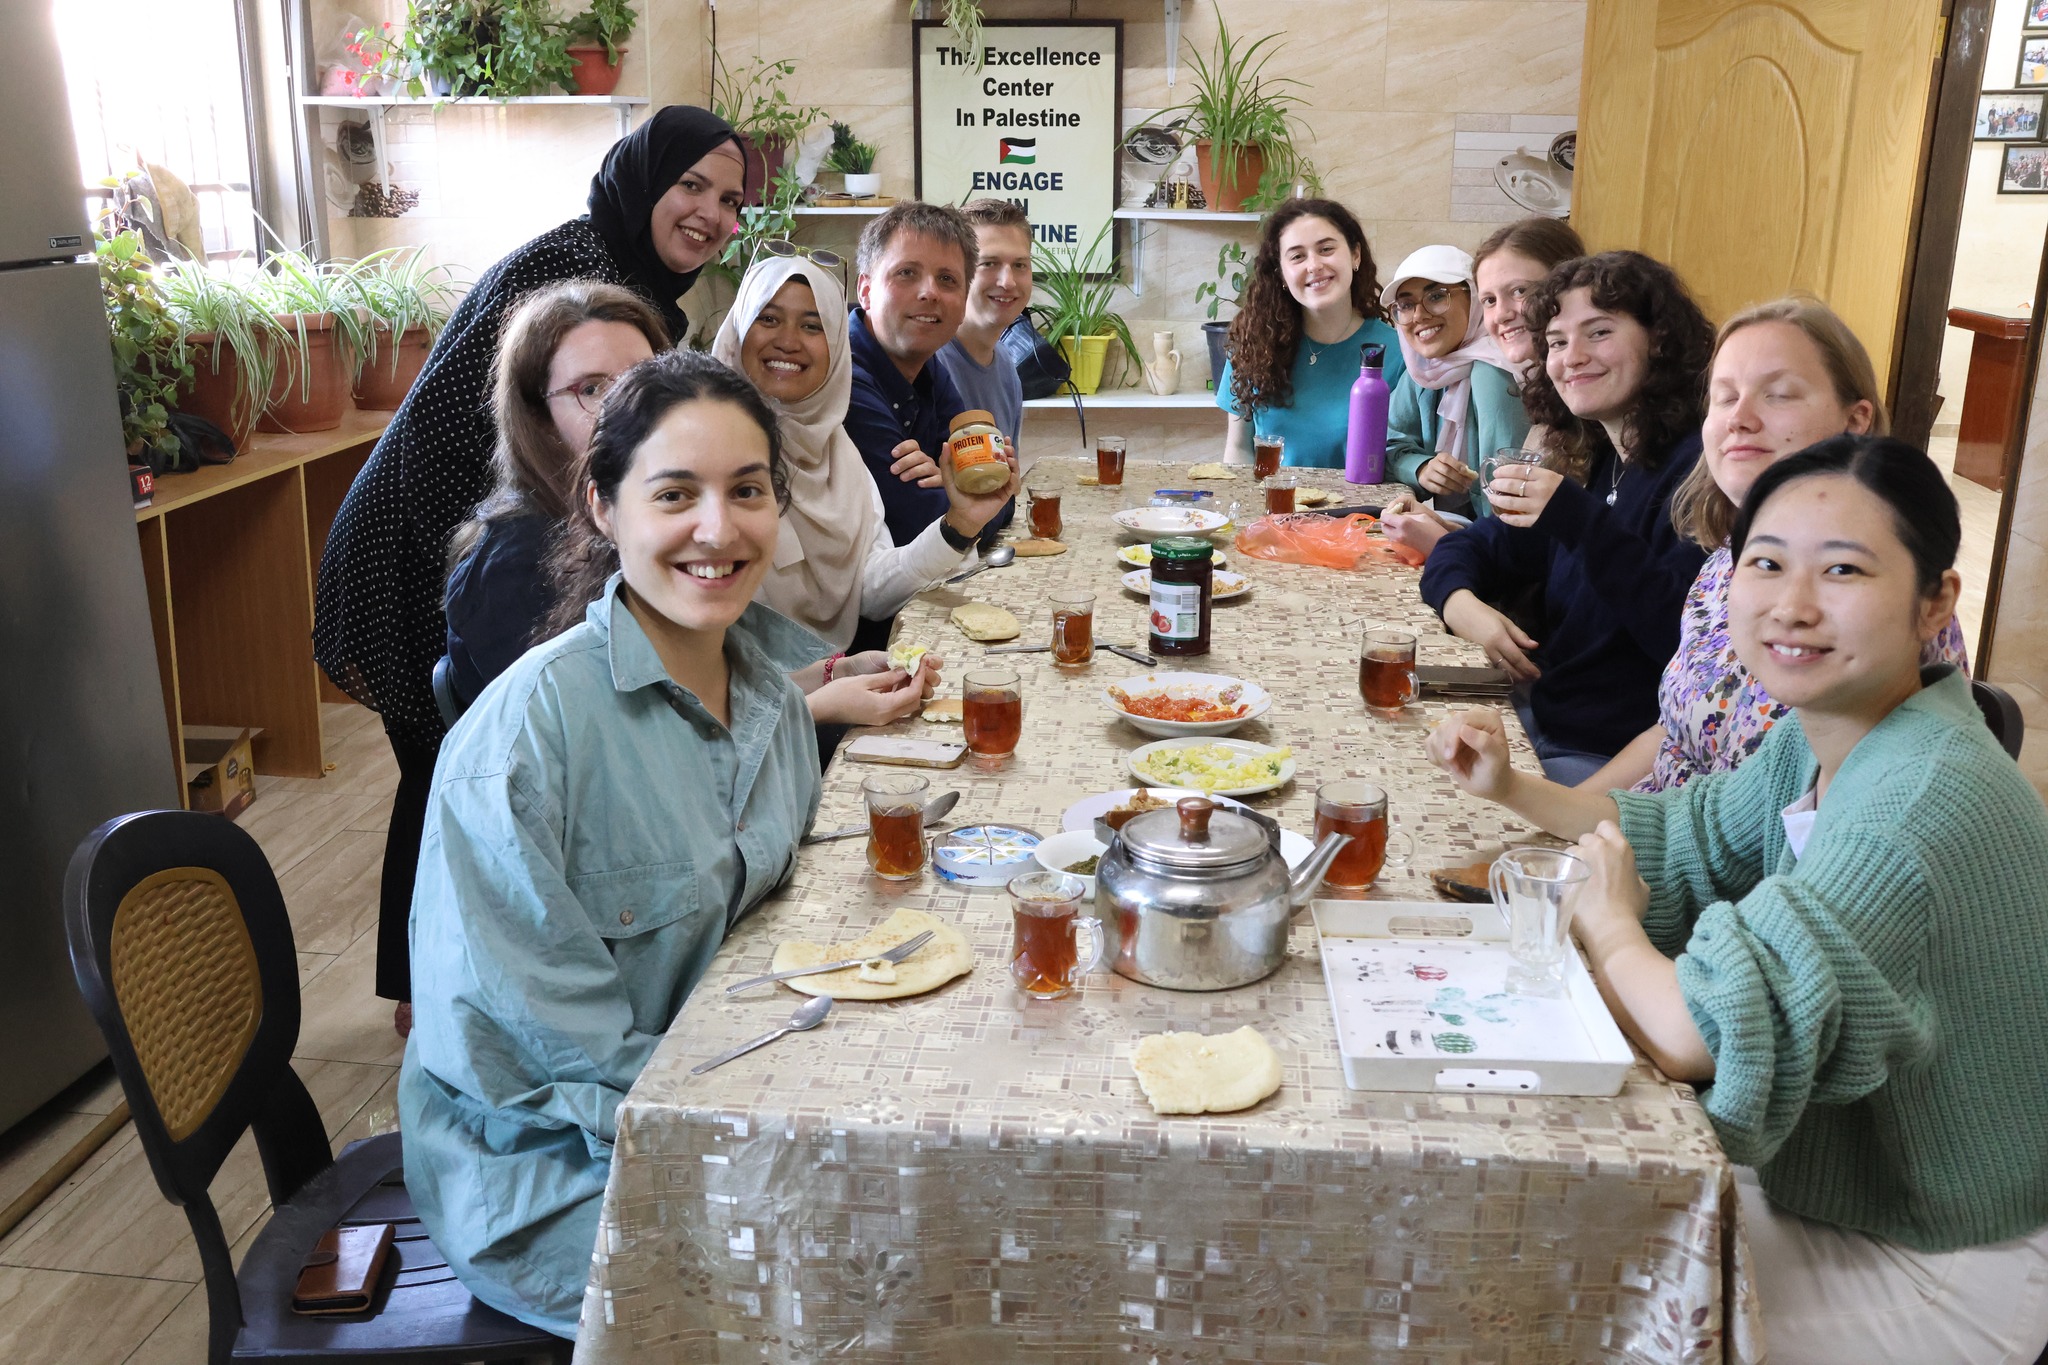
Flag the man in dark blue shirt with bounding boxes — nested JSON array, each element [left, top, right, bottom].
[[847, 202, 1012, 548]]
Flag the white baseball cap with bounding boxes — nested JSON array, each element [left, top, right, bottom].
[[1378, 245, 1476, 308]]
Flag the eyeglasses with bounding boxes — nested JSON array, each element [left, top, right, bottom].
[[1391, 283, 1469, 320], [542, 372, 625, 416], [753, 238, 846, 276]]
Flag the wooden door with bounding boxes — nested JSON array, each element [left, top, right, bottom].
[[1575, 0, 1947, 380]]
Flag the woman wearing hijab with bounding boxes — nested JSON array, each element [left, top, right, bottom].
[[1383, 244, 1529, 519], [313, 106, 746, 1029], [709, 254, 1014, 648]]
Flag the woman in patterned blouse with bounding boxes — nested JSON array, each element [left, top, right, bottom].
[[1577, 298, 1968, 793]]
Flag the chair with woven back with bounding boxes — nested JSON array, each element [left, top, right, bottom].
[[63, 809, 569, 1365]]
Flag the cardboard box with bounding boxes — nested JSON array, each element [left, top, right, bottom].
[[183, 725, 260, 819]]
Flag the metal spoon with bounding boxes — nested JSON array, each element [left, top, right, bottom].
[[802, 789, 961, 844], [943, 544, 1016, 586], [690, 994, 833, 1074]]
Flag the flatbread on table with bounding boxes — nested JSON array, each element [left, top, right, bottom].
[[1077, 474, 1100, 487], [1296, 487, 1332, 506], [921, 697, 964, 723], [770, 907, 973, 1000], [951, 601, 1021, 642], [1012, 538, 1067, 557], [1189, 462, 1234, 479], [1131, 1026, 1283, 1114], [888, 642, 930, 672]]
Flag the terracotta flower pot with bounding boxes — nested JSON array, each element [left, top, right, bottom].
[[259, 312, 351, 434], [1195, 141, 1266, 214], [565, 44, 624, 96], [176, 333, 258, 453], [352, 325, 431, 410], [744, 135, 788, 206]]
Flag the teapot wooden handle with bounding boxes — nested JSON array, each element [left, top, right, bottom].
[[1176, 797, 1215, 842]]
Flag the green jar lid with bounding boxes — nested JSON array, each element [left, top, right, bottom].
[[1150, 536, 1214, 561]]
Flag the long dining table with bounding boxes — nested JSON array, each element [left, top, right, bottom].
[[573, 459, 1762, 1364]]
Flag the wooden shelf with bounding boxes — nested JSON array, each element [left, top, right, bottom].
[[301, 95, 648, 107], [1112, 208, 1263, 222], [793, 206, 891, 216], [1024, 392, 1217, 409], [138, 407, 390, 521]]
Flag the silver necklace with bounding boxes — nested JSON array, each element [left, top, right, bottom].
[[1606, 458, 1629, 506]]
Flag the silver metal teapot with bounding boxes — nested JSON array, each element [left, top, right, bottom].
[[1093, 797, 1350, 990]]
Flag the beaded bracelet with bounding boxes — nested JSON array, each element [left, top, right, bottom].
[[822, 652, 846, 685]]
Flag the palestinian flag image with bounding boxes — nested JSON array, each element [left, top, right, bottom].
[[999, 137, 1037, 165]]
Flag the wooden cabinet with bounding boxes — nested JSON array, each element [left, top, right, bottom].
[[134, 409, 388, 797], [1946, 309, 2031, 492]]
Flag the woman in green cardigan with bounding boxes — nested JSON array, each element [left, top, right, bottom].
[[1426, 434, 2048, 1363]]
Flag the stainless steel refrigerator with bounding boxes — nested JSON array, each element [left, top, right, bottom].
[[0, 0, 182, 1132]]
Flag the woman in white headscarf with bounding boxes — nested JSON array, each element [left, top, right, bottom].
[[711, 252, 1013, 643], [1380, 244, 1532, 554]]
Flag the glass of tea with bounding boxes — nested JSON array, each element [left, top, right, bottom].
[[1051, 592, 1095, 665], [1263, 473, 1299, 515], [1313, 779, 1413, 890], [1253, 434, 1284, 481], [863, 772, 930, 881], [1096, 436, 1127, 487], [962, 665, 1023, 756], [1027, 483, 1063, 539], [1006, 870, 1106, 999], [1359, 627, 1418, 715]]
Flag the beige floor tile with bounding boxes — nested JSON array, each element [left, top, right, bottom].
[[0, 1111, 108, 1217], [2, 1059, 391, 1282], [299, 951, 339, 992], [120, 1218, 263, 1365], [58, 1066, 124, 1118], [296, 930, 406, 1067], [0, 1266, 189, 1365], [278, 831, 385, 957], [321, 700, 380, 741], [236, 789, 388, 881]]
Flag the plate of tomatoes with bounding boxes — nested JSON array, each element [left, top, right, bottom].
[[1100, 671, 1272, 738]]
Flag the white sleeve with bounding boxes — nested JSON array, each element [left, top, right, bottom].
[[859, 478, 974, 620]]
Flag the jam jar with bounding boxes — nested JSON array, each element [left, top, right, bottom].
[[1147, 537, 1213, 658]]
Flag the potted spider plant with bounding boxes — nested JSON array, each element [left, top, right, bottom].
[[347, 249, 464, 409], [1169, 7, 1313, 213], [159, 260, 287, 452], [561, 0, 633, 95], [712, 54, 825, 205], [826, 121, 880, 198], [254, 249, 369, 433], [1193, 239, 1248, 388], [1026, 224, 1138, 397]]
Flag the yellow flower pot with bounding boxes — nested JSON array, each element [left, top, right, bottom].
[[1057, 333, 1114, 395]]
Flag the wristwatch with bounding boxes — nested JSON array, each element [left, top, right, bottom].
[[938, 518, 976, 553]]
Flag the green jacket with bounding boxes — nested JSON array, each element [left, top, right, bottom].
[[1386, 362, 1529, 516], [1613, 668, 2048, 1251]]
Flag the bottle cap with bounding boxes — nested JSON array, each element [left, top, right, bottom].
[[1361, 343, 1385, 369]]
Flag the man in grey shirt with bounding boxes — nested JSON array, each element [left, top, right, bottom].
[[936, 198, 1032, 455]]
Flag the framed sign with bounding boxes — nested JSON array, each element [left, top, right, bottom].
[[913, 20, 1123, 273]]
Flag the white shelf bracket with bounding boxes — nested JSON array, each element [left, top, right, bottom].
[[1164, 0, 1182, 87]]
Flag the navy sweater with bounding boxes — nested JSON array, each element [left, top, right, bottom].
[[1420, 432, 1706, 758], [845, 308, 965, 548], [444, 511, 553, 709]]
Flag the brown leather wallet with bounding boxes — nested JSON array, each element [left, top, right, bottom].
[[291, 1223, 394, 1316]]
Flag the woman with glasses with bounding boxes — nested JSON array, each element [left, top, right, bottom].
[[313, 106, 747, 1030], [711, 251, 1013, 661], [1215, 199, 1405, 468]]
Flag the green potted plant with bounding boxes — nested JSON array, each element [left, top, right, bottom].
[[712, 54, 826, 204], [560, 0, 633, 95], [1169, 7, 1314, 213], [347, 248, 464, 410], [94, 224, 192, 467], [359, 0, 573, 99], [1027, 224, 1139, 397], [159, 260, 288, 452], [490, 0, 575, 96], [1193, 239, 1247, 387], [252, 248, 370, 434], [826, 121, 880, 198]]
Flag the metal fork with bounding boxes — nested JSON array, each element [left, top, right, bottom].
[[722, 930, 937, 996]]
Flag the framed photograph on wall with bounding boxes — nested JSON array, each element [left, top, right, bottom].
[[2031, 0, 2048, 27], [2021, 35, 2048, 87], [1977, 91, 2046, 140], [1999, 143, 2048, 194]]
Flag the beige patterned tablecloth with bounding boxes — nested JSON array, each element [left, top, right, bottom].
[[576, 461, 1760, 1364]]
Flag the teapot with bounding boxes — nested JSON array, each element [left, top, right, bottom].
[[1094, 797, 1349, 990]]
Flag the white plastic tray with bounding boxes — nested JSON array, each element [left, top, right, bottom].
[[1309, 900, 1635, 1096]]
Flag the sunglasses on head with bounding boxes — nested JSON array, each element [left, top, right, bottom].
[[752, 238, 847, 283]]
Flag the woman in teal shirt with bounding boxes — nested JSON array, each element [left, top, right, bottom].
[[1214, 198, 1404, 469], [398, 350, 825, 1339], [1427, 435, 2048, 1363]]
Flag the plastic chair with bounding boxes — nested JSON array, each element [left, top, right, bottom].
[[1973, 679, 2025, 760], [63, 810, 568, 1365], [430, 654, 464, 730]]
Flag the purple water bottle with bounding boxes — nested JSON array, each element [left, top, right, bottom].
[[1345, 342, 1390, 485]]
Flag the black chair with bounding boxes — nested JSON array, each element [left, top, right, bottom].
[[430, 654, 465, 729], [63, 810, 568, 1365], [1973, 679, 2025, 761]]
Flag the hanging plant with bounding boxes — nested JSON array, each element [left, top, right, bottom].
[[919, 0, 984, 69]]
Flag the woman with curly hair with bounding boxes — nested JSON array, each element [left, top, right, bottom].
[[1213, 199, 1405, 468], [1419, 250, 1714, 782]]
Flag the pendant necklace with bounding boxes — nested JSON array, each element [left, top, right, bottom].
[[1606, 458, 1629, 507]]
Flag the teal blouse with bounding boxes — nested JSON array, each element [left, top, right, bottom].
[[397, 577, 825, 1337], [1385, 361, 1530, 517], [1213, 317, 1407, 469]]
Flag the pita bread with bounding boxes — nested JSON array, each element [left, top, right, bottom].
[[771, 907, 973, 1000], [1011, 538, 1067, 557], [921, 697, 964, 723], [1131, 1026, 1283, 1114], [1076, 474, 1100, 487], [1296, 487, 1332, 506], [888, 642, 930, 672], [1189, 462, 1234, 479], [950, 601, 1021, 641]]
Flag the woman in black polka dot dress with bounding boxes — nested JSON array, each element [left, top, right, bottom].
[[313, 106, 746, 1025]]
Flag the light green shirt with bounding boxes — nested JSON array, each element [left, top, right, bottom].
[[397, 576, 824, 1337], [1386, 361, 1530, 517]]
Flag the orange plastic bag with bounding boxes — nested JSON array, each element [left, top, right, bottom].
[[1232, 513, 1425, 570]]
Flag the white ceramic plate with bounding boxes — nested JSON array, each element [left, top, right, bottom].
[[1125, 737, 1296, 797], [1120, 569, 1250, 602], [1100, 671, 1271, 738], [1113, 506, 1229, 536], [1033, 829, 1105, 895], [1057, 788, 1313, 868], [1117, 543, 1226, 570]]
